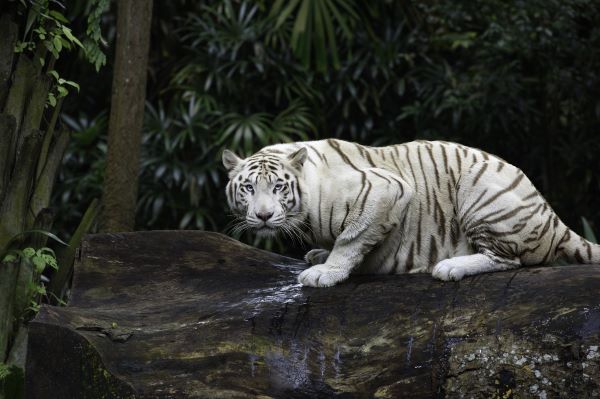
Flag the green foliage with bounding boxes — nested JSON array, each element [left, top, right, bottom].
[[14, 3, 83, 59], [0, 3, 102, 392], [54, 0, 600, 247], [13, 0, 106, 107], [0, 363, 24, 399], [0, 363, 9, 380], [270, 0, 359, 72], [47, 69, 80, 107], [1, 230, 64, 315], [3, 246, 58, 274], [82, 0, 110, 71]]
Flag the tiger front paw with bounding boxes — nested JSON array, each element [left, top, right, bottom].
[[432, 259, 466, 281], [304, 249, 330, 265], [298, 264, 349, 287]]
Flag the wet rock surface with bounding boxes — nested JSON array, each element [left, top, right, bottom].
[[26, 231, 600, 398]]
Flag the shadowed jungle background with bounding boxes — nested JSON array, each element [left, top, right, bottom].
[[54, 0, 600, 250]]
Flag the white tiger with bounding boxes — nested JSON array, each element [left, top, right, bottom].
[[222, 139, 599, 287]]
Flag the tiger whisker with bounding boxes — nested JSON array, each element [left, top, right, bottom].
[[281, 223, 306, 248]]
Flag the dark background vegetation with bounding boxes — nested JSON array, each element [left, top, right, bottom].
[[2, 1, 598, 395], [54, 0, 600, 250]]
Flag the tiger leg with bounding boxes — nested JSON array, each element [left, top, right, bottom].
[[432, 253, 519, 281], [433, 159, 545, 281], [298, 168, 413, 287]]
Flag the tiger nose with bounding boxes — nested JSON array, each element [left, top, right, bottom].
[[256, 211, 274, 221]]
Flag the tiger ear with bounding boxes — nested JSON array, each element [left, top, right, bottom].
[[287, 147, 307, 170], [222, 149, 243, 173]]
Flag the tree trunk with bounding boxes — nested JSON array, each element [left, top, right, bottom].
[[0, 7, 97, 397], [101, 0, 153, 232], [0, 14, 19, 109], [0, 259, 18, 362], [27, 231, 600, 398]]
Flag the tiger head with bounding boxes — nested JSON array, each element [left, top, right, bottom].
[[222, 147, 308, 238]]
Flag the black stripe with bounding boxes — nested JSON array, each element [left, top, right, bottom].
[[450, 217, 460, 247], [341, 203, 350, 231], [441, 143, 449, 174], [522, 191, 539, 201], [537, 215, 553, 238], [425, 144, 440, 188], [357, 181, 373, 217], [393, 211, 409, 272], [416, 203, 422, 254], [306, 144, 326, 164], [586, 240, 592, 261], [518, 203, 544, 222], [428, 237, 438, 267], [289, 181, 297, 209], [460, 188, 489, 219], [405, 242, 415, 272], [318, 185, 323, 237], [364, 150, 376, 167], [417, 145, 431, 214], [296, 180, 302, 210], [542, 228, 559, 263], [327, 139, 363, 173], [555, 229, 571, 254], [472, 162, 488, 186], [328, 205, 335, 239], [434, 198, 446, 244], [471, 173, 525, 216], [480, 202, 537, 226], [371, 170, 392, 184], [404, 145, 418, 188], [455, 147, 462, 171]]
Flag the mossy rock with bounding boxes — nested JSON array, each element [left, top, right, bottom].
[[27, 231, 600, 398]]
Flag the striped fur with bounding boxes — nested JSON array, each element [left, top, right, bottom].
[[223, 139, 600, 287]]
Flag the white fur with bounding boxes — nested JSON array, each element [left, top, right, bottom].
[[432, 254, 519, 281], [224, 139, 599, 288]]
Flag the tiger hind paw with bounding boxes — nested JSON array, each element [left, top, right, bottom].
[[432, 258, 468, 281], [431, 254, 511, 281]]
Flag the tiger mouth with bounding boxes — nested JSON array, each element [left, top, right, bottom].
[[251, 221, 281, 230], [255, 225, 278, 237]]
